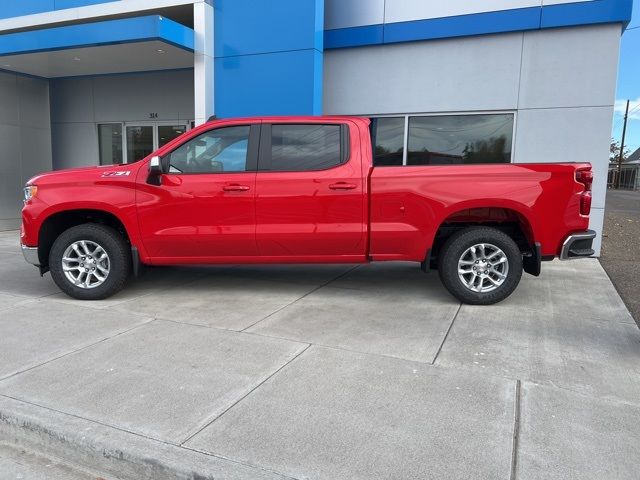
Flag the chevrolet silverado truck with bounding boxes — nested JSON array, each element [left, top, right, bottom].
[[20, 116, 596, 305]]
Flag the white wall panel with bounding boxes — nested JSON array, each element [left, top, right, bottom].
[[542, 0, 593, 5], [589, 207, 604, 256], [385, 0, 540, 23], [17, 76, 52, 129], [51, 123, 99, 170], [20, 126, 53, 183], [0, 124, 23, 226], [50, 70, 194, 170], [91, 71, 194, 122], [326, 0, 596, 27], [518, 24, 621, 109], [0, 71, 51, 229], [0, 73, 18, 125], [324, 0, 384, 30], [50, 77, 94, 123], [324, 33, 523, 115], [513, 106, 612, 210]]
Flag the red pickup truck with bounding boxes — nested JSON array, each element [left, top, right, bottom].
[[21, 116, 595, 305]]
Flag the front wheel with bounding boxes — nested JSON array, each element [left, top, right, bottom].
[[438, 227, 523, 305], [49, 224, 131, 300]]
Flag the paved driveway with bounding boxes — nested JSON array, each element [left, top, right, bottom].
[[0, 230, 639, 479], [601, 189, 640, 324]]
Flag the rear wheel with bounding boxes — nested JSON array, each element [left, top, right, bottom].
[[49, 224, 130, 300], [438, 227, 523, 305]]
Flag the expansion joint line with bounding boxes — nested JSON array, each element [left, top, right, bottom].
[[510, 379, 522, 480]]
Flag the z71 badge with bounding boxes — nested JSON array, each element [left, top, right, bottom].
[[101, 171, 131, 177]]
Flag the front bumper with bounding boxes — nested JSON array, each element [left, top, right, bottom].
[[560, 230, 596, 260], [21, 244, 39, 266]]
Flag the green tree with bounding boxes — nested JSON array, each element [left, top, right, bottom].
[[610, 138, 631, 163], [463, 136, 509, 164]]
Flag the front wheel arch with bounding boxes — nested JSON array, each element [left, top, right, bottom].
[[38, 209, 131, 269]]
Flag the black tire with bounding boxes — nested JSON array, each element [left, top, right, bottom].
[[438, 227, 523, 305], [49, 224, 131, 300]]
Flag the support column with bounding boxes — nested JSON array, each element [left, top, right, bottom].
[[193, 0, 214, 126], [214, 0, 324, 118]]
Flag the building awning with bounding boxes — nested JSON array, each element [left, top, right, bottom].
[[0, 15, 194, 78]]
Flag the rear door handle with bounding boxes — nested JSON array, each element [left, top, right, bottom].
[[223, 184, 250, 192], [329, 182, 357, 190]]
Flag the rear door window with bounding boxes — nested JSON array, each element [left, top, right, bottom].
[[261, 124, 347, 171]]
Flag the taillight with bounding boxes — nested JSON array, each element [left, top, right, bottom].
[[576, 168, 593, 216], [576, 169, 593, 191]]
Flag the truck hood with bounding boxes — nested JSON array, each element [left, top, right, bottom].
[[27, 164, 139, 185]]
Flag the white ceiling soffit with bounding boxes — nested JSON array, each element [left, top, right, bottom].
[[0, 40, 193, 78]]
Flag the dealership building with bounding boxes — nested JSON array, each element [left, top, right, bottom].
[[0, 0, 633, 253]]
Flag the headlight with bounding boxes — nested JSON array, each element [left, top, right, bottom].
[[23, 185, 38, 203]]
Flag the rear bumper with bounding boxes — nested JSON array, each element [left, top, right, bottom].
[[21, 244, 39, 266], [560, 230, 596, 260]]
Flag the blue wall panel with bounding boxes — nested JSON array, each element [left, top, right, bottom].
[[541, 0, 633, 29], [325, 0, 634, 50], [0, 0, 119, 20], [214, 0, 324, 118], [384, 8, 541, 44], [215, 50, 322, 118], [325, 24, 384, 49], [214, 0, 322, 58], [0, 16, 194, 56]]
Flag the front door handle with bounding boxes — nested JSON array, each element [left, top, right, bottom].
[[223, 184, 250, 192], [329, 182, 357, 190]]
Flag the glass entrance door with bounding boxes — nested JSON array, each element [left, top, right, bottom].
[[126, 125, 154, 163], [122, 122, 190, 163], [158, 124, 188, 148]]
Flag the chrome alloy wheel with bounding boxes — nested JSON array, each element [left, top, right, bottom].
[[457, 243, 509, 293], [61, 240, 110, 289]]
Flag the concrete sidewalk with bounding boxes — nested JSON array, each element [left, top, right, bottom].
[[0, 230, 639, 479]]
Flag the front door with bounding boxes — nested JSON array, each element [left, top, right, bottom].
[[255, 122, 366, 259], [136, 123, 260, 260]]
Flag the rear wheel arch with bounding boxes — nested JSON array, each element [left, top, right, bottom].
[[427, 206, 536, 267]]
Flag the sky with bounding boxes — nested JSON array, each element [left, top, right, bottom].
[[612, 0, 640, 156]]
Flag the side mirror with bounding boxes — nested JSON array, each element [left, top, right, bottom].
[[147, 156, 163, 185]]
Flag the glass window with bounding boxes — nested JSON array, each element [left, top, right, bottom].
[[98, 124, 123, 165], [407, 114, 514, 166], [371, 117, 405, 166], [270, 124, 342, 171], [126, 126, 154, 163], [166, 126, 250, 173]]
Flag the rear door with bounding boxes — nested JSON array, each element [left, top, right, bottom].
[[255, 121, 366, 259]]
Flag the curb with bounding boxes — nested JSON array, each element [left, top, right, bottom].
[[0, 395, 289, 480]]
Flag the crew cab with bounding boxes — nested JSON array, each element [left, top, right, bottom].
[[20, 116, 596, 305]]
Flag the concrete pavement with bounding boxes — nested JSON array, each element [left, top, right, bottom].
[[0, 230, 639, 479]]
